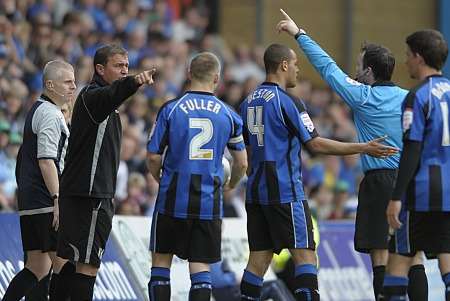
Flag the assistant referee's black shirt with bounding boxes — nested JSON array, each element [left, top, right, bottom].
[[60, 73, 140, 199]]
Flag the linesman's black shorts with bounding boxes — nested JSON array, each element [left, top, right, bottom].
[[57, 196, 114, 268], [150, 211, 222, 263], [246, 200, 315, 255], [355, 169, 397, 253], [389, 211, 450, 258], [20, 212, 57, 252]]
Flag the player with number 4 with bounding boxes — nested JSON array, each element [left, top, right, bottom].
[[238, 42, 399, 301], [146, 52, 247, 301]]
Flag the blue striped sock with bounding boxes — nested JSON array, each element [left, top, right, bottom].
[[189, 271, 211, 301], [148, 267, 170, 301], [240, 270, 263, 300]]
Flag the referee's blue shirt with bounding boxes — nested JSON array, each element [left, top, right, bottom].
[[296, 34, 407, 172]]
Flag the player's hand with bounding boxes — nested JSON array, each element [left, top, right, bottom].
[[276, 9, 301, 36], [364, 136, 399, 158], [52, 199, 59, 231], [386, 200, 402, 230], [135, 68, 156, 85]]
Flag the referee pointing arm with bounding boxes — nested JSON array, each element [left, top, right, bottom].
[[55, 44, 155, 301]]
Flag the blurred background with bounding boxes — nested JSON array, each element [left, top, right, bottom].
[[0, 0, 449, 223]]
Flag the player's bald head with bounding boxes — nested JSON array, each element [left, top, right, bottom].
[[264, 44, 294, 74], [42, 60, 74, 84], [189, 52, 221, 83]]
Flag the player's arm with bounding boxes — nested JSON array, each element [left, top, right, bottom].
[[245, 146, 252, 176], [35, 113, 61, 230], [281, 94, 397, 158], [146, 103, 170, 183], [277, 9, 368, 109], [228, 149, 247, 189], [146, 152, 162, 183], [83, 69, 156, 123], [306, 136, 398, 157], [227, 110, 248, 189], [387, 92, 425, 228]]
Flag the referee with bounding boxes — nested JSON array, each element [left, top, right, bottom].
[[56, 45, 156, 301], [277, 9, 427, 300], [2, 60, 75, 301]]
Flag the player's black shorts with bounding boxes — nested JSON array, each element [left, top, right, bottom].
[[150, 211, 222, 263], [57, 196, 114, 268], [246, 200, 315, 255], [20, 212, 57, 252], [389, 211, 450, 258], [355, 169, 397, 253]]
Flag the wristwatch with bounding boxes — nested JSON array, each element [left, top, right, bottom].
[[51, 193, 59, 200], [294, 29, 307, 39]]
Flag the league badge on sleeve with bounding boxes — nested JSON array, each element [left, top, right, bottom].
[[300, 112, 315, 133], [402, 108, 413, 132]]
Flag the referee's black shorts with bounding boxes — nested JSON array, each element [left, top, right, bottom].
[[57, 196, 114, 268], [355, 168, 397, 253], [20, 212, 57, 252]]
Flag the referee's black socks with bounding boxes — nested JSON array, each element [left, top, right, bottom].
[[148, 267, 171, 301], [442, 272, 450, 301], [408, 264, 428, 301], [70, 273, 96, 301], [51, 261, 75, 301], [372, 265, 386, 300], [240, 269, 263, 300], [293, 264, 320, 301], [2, 267, 38, 301], [189, 271, 212, 301]]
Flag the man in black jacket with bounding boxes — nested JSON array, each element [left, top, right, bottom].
[[56, 44, 155, 301]]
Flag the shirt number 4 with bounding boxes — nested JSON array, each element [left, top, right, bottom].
[[247, 106, 264, 146]]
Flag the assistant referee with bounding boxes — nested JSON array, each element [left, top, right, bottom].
[[56, 44, 156, 301]]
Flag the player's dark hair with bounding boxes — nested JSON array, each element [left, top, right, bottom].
[[406, 29, 448, 70], [93, 44, 127, 67], [264, 44, 293, 74], [189, 52, 220, 83], [361, 43, 395, 81]]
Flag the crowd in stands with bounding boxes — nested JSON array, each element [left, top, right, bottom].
[[0, 0, 363, 221]]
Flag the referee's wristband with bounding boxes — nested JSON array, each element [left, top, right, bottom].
[[294, 29, 306, 39]]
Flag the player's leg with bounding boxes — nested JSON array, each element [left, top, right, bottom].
[[188, 262, 212, 301], [370, 249, 388, 301], [149, 253, 173, 301], [57, 197, 114, 301], [407, 252, 428, 301], [438, 253, 450, 301], [287, 200, 318, 301], [381, 253, 413, 301], [149, 212, 195, 301], [382, 210, 422, 301], [241, 203, 274, 300], [2, 250, 52, 301], [241, 250, 273, 301], [289, 249, 318, 301], [435, 213, 450, 301], [355, 171, 395, 300], [187, 219, 222, 301], [3, 213, 55, 301], [48, 251, 73, 301]]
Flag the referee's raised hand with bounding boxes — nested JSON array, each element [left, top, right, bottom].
[[135, 68, 157, 85], [277, 9, 302, 36]]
